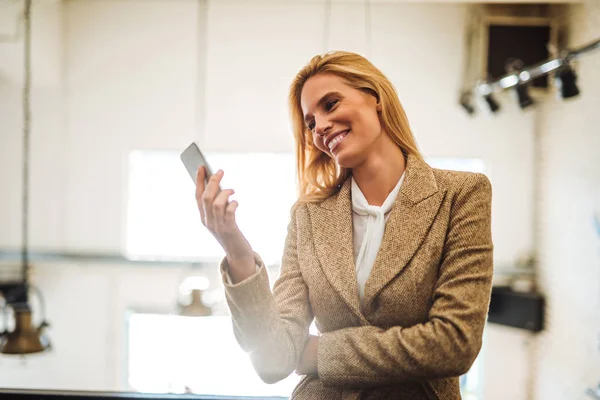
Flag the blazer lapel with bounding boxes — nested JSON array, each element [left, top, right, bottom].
[[362, 155, 446, 312], [307, 179, 369, 324]]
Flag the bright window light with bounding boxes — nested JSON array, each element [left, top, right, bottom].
[[126, 150, 297, 265], [127, 313, 299, 397]]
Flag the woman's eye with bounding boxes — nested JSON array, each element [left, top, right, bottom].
[[325, 99, 338, 111]]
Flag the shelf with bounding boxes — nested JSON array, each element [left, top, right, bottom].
[[0, 249, 219, 268]]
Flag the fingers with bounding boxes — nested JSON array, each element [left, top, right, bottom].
[[212, 188, 235, 229], [201, 169, 224, 230], [195, 166, 207, 224], [200, 169, 240, 235], [225, 200, 239, 225]]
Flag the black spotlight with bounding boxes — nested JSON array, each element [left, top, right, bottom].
[[515, 84, 534, 109], [555, 66, 580, 99], [483, 94, 500, 113]]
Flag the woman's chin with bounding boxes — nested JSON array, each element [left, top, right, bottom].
[[333, 149, 358, 170]]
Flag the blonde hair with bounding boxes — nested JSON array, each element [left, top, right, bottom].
[[289, 51, 422, 204]]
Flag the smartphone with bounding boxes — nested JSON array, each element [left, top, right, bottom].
[[180, 142, 220, 190]]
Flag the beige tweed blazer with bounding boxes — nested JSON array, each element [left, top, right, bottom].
[[220, 154, 494, 400]]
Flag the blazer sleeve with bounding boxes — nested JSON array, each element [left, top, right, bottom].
[[317, 173, 494, 388], [220, 204, 313, 384]]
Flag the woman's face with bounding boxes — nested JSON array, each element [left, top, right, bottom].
[[300, 73, 382, 169]]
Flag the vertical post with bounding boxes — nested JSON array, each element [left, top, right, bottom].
[[195, 0, 208, 147], [364, 0, 371, 59], [21, 0, 32, 295], [322, 0, 330, 53]]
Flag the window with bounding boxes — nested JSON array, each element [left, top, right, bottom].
[[127, 313, 299, 396], [126, 150, 297, 265]]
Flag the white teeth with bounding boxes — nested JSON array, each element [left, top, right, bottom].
[[327, 131, 348, 151]]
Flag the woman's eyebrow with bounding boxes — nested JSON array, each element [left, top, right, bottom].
[[304, 91, 343, 124]]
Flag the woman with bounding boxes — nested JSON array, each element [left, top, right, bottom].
[[195, 51, 493, 399]]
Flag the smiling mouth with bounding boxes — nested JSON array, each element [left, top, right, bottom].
[[327, 130, 350, 152]]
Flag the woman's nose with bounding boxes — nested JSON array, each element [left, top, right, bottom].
[[314, 118, 333, 137]]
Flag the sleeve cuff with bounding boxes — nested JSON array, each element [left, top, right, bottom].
[[224, 263, 261, 285], [220, 251, 266, 288], [219, 252, 276, 330]]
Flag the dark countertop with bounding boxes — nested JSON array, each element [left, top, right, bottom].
[[0, 389, 287, 400]]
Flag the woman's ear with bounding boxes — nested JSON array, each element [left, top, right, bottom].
[[376, 103, 382, 113]]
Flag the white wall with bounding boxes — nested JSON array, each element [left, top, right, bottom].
[[0, 0, 551, 396], [0, 0, 66, 251], [533, 1, 600, 399], [63, 0, 200, 252]]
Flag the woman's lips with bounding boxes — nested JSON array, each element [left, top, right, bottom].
[[327, 130, 350, 153]]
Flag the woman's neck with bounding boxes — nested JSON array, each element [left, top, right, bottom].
[[351, 135, 406, 207]]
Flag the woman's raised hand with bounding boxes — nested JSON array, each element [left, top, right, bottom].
[[195, 167, 256, 282]]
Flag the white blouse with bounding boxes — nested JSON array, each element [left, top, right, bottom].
[[351, 172, 404, 305]]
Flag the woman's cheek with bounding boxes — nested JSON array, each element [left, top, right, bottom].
[[314, 136, 327, 154], [311, 133, 320, 148]]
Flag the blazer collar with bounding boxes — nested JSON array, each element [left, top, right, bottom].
[[307, 154, 446, 320], [318, 154, 440, 211]]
